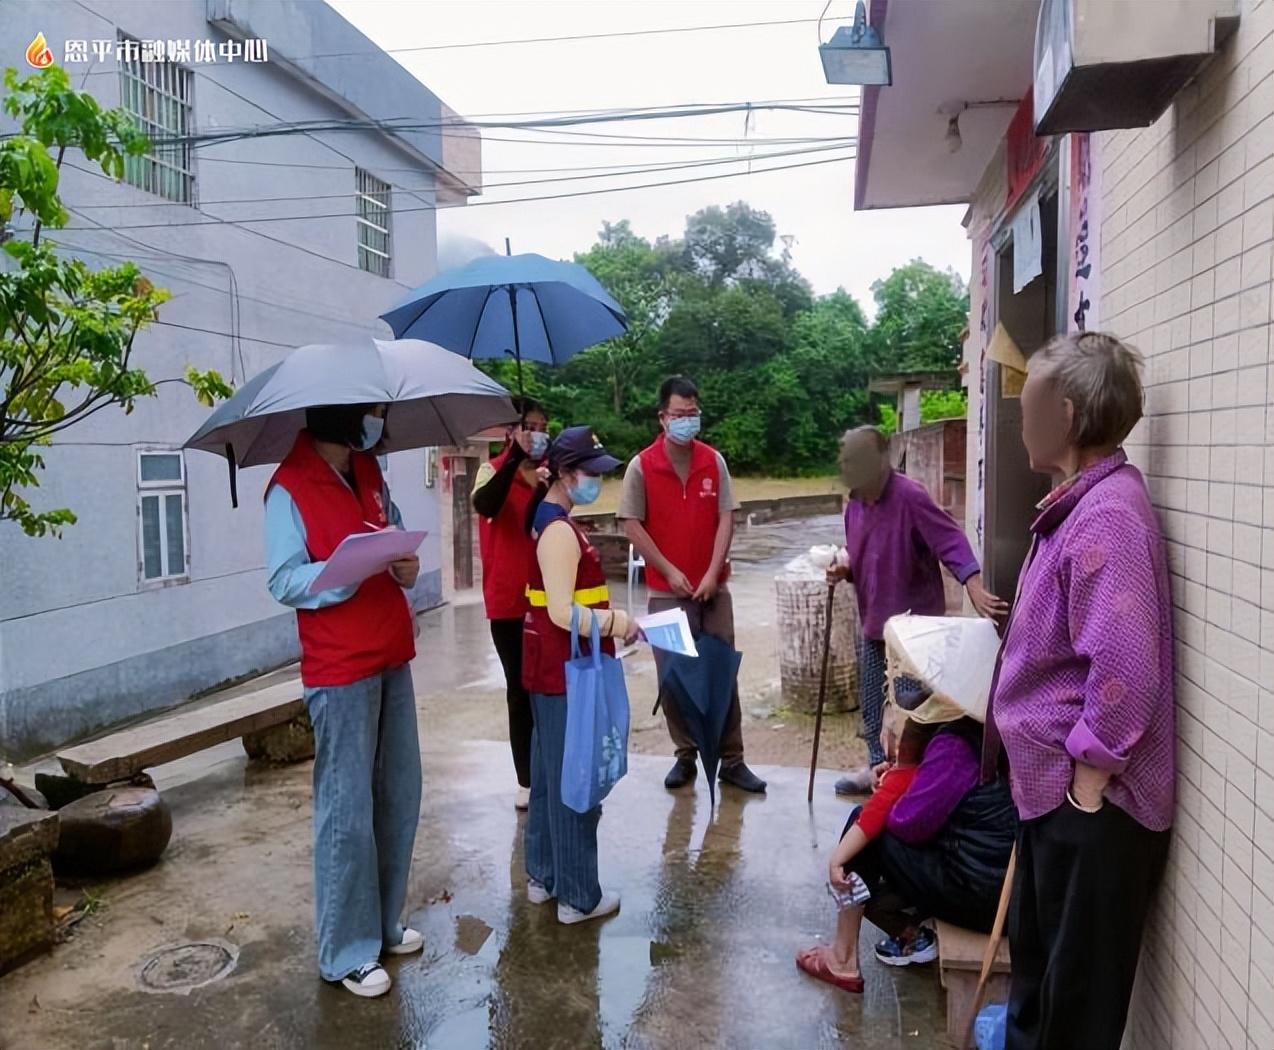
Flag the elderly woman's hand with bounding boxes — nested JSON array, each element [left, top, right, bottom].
[[965, 572, 1008, 620]]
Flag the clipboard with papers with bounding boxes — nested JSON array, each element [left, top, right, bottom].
[[308, 528, 427, 594]]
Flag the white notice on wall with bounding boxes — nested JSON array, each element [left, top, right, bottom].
[[1012, 192, 1043, 294]]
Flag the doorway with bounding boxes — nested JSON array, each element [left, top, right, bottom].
[[984, 190, 1061, 599]]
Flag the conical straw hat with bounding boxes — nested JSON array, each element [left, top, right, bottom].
[[883, 615, 1001, 725]]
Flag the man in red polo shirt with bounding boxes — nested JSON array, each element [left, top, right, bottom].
[[472, 398, 550, 812], [619, 376, 766, 794]]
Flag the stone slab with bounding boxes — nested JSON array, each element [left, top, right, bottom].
[[242, 712, 315, 764], [57, 682, 304, 784], [0, 808, 59, 871]]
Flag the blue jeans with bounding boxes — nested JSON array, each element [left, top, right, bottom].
[[526, 692, 602, 913], [305, 664, 421, 981]]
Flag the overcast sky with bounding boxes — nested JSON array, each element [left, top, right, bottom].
[[329, 0, 972, 310]]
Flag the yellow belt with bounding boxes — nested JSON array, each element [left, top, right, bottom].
[[525, 584, 610, 608]]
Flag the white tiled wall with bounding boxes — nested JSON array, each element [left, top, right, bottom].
[[1100, 2, 1274, 1046]]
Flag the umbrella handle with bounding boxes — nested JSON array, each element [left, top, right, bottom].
[[807, 582, 837, 804]]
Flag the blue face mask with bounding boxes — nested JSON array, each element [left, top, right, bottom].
[[568, 474, 603, 506], [666, 415, 701, 445], [354, 414, 384, 451], [527, 430, 550, 461]]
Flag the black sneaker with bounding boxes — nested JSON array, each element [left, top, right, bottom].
[[341, 962, 391, 998], [664, 757, 698, 790], [874, 927, 939, 967], [719, 762, 767, 793]]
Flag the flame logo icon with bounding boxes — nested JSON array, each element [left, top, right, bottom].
[[26, 33, 54, 69]]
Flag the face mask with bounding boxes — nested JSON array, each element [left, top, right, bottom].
[[527, 430, 550, 460], [666, 415, 701, 445], [568, 474, 603, 506], [354, 414, 384, 451]]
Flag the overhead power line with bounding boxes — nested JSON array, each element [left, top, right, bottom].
[[58, 148, 858, 233], [64, 140, 858, 209]]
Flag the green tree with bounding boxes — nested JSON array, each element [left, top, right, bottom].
[[869, 259, 969, 374], [0, 67, 229, 536]]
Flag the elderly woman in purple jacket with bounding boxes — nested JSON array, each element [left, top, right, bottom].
[[986, 332, 1175, 1050]]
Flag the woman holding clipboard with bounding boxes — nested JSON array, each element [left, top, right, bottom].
[[264, 402, 423, 999]]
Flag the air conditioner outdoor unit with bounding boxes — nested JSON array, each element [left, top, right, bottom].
[[1033, 0, 1240, 134]]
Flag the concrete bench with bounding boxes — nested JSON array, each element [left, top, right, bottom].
[[936, 919, 1011, 1042], [56, 681, 307, 785]]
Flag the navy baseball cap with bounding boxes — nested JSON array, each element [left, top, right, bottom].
[[548, 426, 622, 474]]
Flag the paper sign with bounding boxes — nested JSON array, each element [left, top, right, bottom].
[[309, 528, 427, 594], [636, 607, 699, 657], [1012, 192, 1043, 293], [987, 322, 1028, 399]]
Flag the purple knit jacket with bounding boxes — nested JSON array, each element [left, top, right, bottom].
[[988, 451, 1176, 831]]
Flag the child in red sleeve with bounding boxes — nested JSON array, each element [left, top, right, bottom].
[[797, 718, 936, 993]]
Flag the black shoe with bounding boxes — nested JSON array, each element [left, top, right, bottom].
[[719, 762, 767, 793], [664, 758, 698, 790]]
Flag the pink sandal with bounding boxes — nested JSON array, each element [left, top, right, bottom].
[[796, 946, 865, 993]]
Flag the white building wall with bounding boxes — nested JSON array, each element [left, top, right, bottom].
[[0, 0, 459, 759], [1098, 2, 1274, 1046]]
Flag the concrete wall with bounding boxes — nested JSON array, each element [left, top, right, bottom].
[[1098, 2, 1274, 1046], [0, 0, 460, 760]]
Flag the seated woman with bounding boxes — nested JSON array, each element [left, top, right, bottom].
[[797, 703, 1016, 992]]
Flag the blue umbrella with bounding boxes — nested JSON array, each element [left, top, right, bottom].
[[658, 634, 743, 807], [379, 252, 628, 393]]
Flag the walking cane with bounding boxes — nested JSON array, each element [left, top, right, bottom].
[[961, 845, 1017, 1049], [806, 581, 837, 803]]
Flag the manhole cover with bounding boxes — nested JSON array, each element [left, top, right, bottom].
[[136, 939, 238, 994]]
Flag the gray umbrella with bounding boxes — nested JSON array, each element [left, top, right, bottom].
[[184, 338, 517, 503]]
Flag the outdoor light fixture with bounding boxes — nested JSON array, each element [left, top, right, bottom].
[[944, 114, 963, 153], [819, 0, 891, 86]]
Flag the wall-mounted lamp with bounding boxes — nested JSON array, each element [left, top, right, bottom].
[[938, 99, 1021, 156], [819, 0, 892, 86]]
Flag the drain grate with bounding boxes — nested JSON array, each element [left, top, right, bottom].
[[136, 939, 238, 994]]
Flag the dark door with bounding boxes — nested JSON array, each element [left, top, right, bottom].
[[452, 456, 478, 590]]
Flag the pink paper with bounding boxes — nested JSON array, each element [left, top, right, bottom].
[[308, 529, 427, 594]]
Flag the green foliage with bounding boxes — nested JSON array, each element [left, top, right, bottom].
[[501, 204, 968, 477], [869, 259, 969, 374], [0, 67, 228, 536], [878, 390, 970, 435]]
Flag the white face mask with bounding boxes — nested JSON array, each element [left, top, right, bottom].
[[354, 414, 384, 451]]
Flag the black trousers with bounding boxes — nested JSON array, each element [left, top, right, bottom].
[[1006, 800, 1170, 1050], [842, 809, 1004, 940], [490, 618, 534, 788]]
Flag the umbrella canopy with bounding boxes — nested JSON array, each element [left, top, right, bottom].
[[184, 337, 517, 468], [658, 634, 743, 806], [379, 253, 628, 369]]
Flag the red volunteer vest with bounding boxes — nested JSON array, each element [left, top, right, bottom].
[[637, 436, 729, 594], [477, 446, 537, 621], [268, 432, 415, 688], [522, 510, 614, 696]]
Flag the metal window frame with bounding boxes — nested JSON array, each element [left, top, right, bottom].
[[355, 168, 392, 278], [135, 447, 190, 586], [117, 32, 196, 205]]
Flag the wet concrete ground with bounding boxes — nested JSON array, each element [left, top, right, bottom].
[[0, 516, 950, 1049]]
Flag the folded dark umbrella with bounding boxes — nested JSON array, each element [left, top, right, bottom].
[[657, 634, 742, 806]]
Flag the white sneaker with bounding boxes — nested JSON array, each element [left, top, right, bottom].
[[384, 927, 424, 956], [527, 879, 554, 904], [558, 890, 621, 925], [341, 962, 391, 998], [515, 786, 531, 811]]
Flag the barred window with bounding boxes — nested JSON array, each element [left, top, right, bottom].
[[356, 169, 392, 277], [117, 33, 195, 203]]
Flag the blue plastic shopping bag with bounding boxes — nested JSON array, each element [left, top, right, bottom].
[[561, 605, 631, 814], [974, 1003, 1007, 1050]]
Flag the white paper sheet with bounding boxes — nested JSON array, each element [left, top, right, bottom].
[[636, 607, 699, 657], [309, 528, 427, 594]]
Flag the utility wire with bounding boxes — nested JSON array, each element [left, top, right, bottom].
[[64, 141, 858, 209], [59, 148, 858, 233]]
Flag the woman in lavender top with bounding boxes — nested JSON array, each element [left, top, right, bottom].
[[986, 332, 1175, 1050]]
